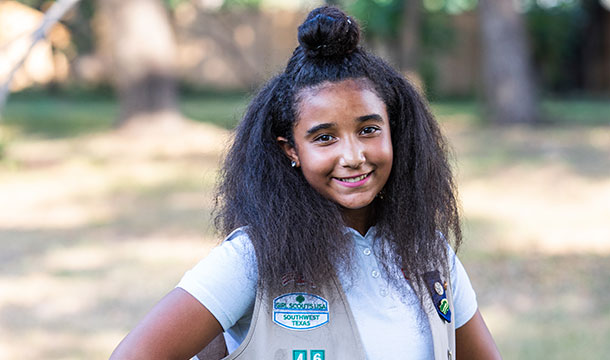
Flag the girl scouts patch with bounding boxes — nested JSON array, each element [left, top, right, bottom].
[[273, 293, 329, 330], [423, 271, 452, 323]]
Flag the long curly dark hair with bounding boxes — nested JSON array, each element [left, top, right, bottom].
[[214, 6, 461, 298]]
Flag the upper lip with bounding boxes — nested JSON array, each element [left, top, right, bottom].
[[333, 171, 372, 180]]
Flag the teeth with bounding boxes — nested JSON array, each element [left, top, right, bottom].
[[340, 174, 367, 183]]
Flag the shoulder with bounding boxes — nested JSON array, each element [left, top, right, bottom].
[[217, 227, 255, 257], [191, 227, 255, 278], [446, 248, 478, 329], [177, 228, 258, 330]]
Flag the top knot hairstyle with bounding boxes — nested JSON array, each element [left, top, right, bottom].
[[298, 6, 360, 58], [214, 6, 462, 299]]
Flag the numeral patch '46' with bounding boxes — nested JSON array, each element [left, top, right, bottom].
[[292, 350, 325, 360]]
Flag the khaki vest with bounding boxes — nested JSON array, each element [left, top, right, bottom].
[[197, 270, 455, 360]]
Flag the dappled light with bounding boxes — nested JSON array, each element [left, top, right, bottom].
[[0, 237, 218, 359], [1, 110, 609, 357], [468, 253, 610, 358], [0, 0, 609, 358], [450, 126, 610, 254], [0, 120, 227, 358]]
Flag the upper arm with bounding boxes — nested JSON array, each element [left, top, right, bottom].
[[110, 288, 223, 360], [455, 309, 502, 360]]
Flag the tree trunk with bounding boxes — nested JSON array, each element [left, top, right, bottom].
[[478, 0, 538, 125], [96, 0, 181, 128]]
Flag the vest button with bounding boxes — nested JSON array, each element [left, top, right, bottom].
[[380, 289, 388, 297], [447, 350, 453, 360], [371, 270, 380, 278], [363, 248, 372, 256]]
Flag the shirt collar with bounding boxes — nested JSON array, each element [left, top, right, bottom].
[[344, 225, 377, 246]]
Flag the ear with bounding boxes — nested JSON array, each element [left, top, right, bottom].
[[276, 137, 299, 167]]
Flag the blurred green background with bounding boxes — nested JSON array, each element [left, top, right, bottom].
[[1, 0, 609, 359]]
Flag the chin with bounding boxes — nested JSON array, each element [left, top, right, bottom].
[[338, 197, 376, 210]]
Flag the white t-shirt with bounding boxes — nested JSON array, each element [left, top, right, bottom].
[[177, 227, 478, 360]]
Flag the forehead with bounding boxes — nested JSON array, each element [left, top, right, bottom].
[[296, 79, 386, 121]]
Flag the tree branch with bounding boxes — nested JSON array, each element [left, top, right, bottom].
[[0, 0, 82, 118]]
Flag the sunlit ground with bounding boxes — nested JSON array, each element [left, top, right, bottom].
[[0, 107, 609, 359]]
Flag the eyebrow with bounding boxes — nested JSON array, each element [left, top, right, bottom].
[[356, 114, 383, 123], [305, 114, 383, 135], [306, 122, 335, 135]]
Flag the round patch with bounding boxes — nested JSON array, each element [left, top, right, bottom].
[[434, 281, 444, 295]]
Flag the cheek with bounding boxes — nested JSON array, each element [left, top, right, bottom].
[[386, 147, 394, 170], [374, 142, 394, 187], [298, 147, 335, 180], [373, 138, 393, 170]]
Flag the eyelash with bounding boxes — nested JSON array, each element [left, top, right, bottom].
[[313, 134, 334, 143], [360, 126, 380, 135], [313, 126, 380, 143]]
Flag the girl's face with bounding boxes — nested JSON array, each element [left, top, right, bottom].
[[279, 79, 393, 214]]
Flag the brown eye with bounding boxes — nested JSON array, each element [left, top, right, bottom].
[[314, 134, 334, 143], [360, 126, 379, 135]]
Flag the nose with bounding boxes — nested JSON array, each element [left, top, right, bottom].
[[339, 138, 365, 168]]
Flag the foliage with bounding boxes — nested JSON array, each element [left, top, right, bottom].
[[222, 0, 262, 9], [422, 0, 478, 13], [419, 9, 457, 98], [343, 0, 478, 39], [525, 1, 588, 92], [10, 0, 605, 97], [337, 0, 598, 95], [66, 0, 96, 53], [344, 0, 403, 38], [163, 0, 190, 10], [339, 0, 458, 97], [13, 0, 46, 9], [11, 0, 95, 54]]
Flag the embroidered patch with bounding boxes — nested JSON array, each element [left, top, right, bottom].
[[311, 350, 325, 360], [273, 293, 329, 330], [423, 271, 452, 323], [293, 350, 307, 360], [439, 298, 449, 315]]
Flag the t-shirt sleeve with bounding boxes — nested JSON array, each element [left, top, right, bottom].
[[449, 251, 478, 328], [176, 229, 258, 331]]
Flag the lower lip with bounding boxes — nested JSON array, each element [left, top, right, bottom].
[[333, 173, 371, 188]]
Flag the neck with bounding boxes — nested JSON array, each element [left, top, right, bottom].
[[341, 205, 374, 236]]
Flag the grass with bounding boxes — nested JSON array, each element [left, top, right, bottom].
[[1, 91, 250, 139], [543, 98, 610, 125], [2, 95, 118, 138], [181, 94, 249, 129], [3, 91, 609, 138], [0, 93, 609, 359]]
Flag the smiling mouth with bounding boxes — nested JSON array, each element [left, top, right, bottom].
[[333, 172, 373, 187], [337, 173, 369, 183]]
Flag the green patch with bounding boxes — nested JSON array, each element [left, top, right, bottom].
[[439, 298, 449, 315]]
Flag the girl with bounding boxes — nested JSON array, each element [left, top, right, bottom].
[[111, 6, 501, 360]]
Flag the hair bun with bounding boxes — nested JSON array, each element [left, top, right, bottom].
[[297, 6, 360, 58]]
